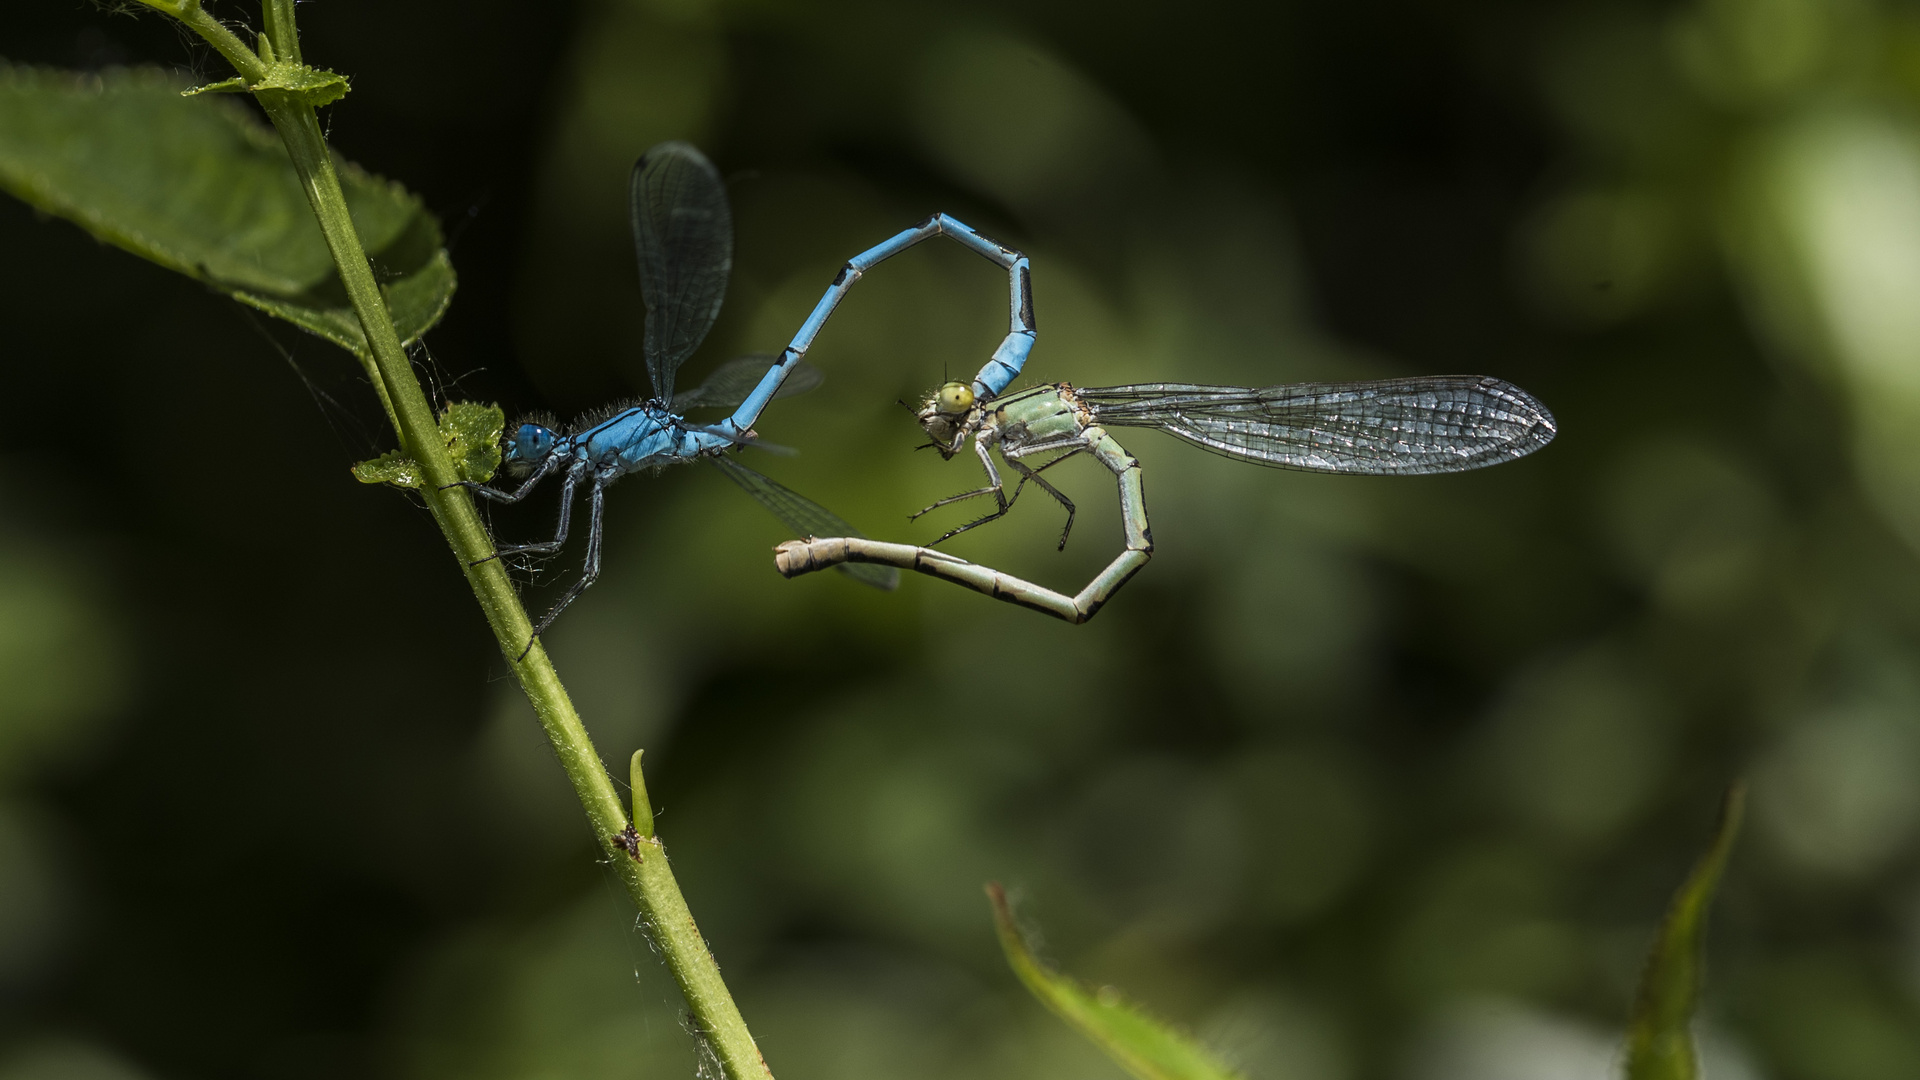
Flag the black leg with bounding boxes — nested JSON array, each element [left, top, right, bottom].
[[520, 478, 608, 659], [922, 441, 1014, 545], [910, 483, 1005, 520], [912, 439, 1009, 521], [1006, 446, 1079, 508], [471, 471, 578, 567], [1026, 447, 1081, 476], [1007, 456, 1076, 550], [451, 453, 560, 505], [931, 499, 1017, 545]]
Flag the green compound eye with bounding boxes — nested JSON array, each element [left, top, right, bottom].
[[935, 382, 975, 415]]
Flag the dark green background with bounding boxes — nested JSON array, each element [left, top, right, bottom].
[[3, 1, 1918, 1079]]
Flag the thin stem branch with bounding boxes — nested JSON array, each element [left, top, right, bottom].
[[133, 1, 268, 81], [146, 5, 774, 1078], [261, 0, 302, 63]]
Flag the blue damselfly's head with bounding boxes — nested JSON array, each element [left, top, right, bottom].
[[917, 382, 976, 456], [502, 414, 559, 477]]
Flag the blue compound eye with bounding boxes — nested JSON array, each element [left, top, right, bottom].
[[510, 424, 554, 462]]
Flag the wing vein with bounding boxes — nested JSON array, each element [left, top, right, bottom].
[[1077, 376, 1556, 475], [632, 142, 733, 406]]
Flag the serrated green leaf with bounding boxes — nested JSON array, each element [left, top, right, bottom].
[[183, 76, 247, 96], [1623, 785, 1745, 1080], [250, 62, 350, 107], [442, 402, 505, 484], [353, 402, 504, 489], [183, 55, 349, 107], [987, 884, 1243, 1080], [0, 63, 450, 358], [351, 450, 423, 488]]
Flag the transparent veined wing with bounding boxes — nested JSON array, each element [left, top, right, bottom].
[[1078, 376, 1556, 475], [631, 141, 732, 407], [671, 355, 825, 413], [707, 456, 900, 590]]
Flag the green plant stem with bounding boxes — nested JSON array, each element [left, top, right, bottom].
[[261, 0, 302, 63], [136, 1, 267, 81], [151, 6, 773, 1078]]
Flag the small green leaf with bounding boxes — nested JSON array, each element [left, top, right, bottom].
[[351, 450, 423, 488], [182, 77, 248, 96], [0, 64, 450, 358], [987, 883, 1243, 1080], [1623, 785, 1746, 1080], [442, 402, 505, 484], [629, 749, 655, 839], [236, 61, 350, 108], [353, 402, 504, 488]]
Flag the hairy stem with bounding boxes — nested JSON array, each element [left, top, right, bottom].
[[260, 0, 302, 63], [134, 1, 267, 81], [149, 4, 773, 1077]]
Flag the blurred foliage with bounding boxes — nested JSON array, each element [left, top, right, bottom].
[[4, 0, 1920, 1079], [988, 882, 1244, 1080], [1624, 786, 1744, 1080]]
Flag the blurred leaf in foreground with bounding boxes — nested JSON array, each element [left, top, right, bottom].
[[987, 882, 1244, 1080], [1623, 784, 1745, 1080], [354, 403, 504, 488], [0, 64, 453, 359]]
